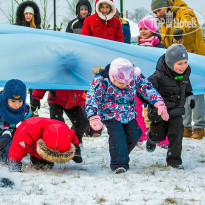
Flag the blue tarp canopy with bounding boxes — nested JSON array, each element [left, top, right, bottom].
[[0, 24, 205, 94]]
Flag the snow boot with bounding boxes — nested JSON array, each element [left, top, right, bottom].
[[72, 145, 83, 163], [191, 128, 204, 140], [146, 139, 156, 152], [157, 136, 169, 149], [167, 163, 184, 170], [114, 167, 127, 174], [183, 127, 192, 138]]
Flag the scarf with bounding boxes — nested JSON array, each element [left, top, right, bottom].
[[139, 36, 160, 47]]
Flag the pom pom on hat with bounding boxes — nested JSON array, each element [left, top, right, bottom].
[[24, 6, 34, 15]]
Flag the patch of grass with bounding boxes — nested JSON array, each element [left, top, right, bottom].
[[164, 198, 178, 204]]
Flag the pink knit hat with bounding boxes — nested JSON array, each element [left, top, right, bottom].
[[138, 15, 157, 33], [109, 58, 141, 84]]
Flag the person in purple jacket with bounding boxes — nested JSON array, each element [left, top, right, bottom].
[[85, 58, 169, 174]]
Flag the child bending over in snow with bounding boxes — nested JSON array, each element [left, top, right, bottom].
[[8, 117, 82, 172], [146, 44, 194, 169], [0, 79, 32, 164], [85, 58, 169, 174]]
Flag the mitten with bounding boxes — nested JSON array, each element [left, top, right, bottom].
[[187, 95, 195, 109], [8, 160, 22, 172], [30, 99, 40, 112], [154, 101, 169, 121], [89, 116, 104, 131], [0, 178, 15, 188]]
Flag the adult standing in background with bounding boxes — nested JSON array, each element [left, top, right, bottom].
[[151, 0, 205, 139], [15, 1, 42, 115], [81, 0, 124, 42], [66, 0, 92, 34]]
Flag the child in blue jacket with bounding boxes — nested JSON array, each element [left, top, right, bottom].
[[85, 58, 169, 174], [0, 79, 32, 163]]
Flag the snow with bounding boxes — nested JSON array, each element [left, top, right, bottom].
[[0, 95, 205, 205]]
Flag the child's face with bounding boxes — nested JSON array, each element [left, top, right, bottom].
[[99, 3, 111, 16], [113, 80, 130, 89], [7, 99, 23, 110], [173, 59, 188, 74], [24, 12, 33, 22], [80, 8, 88, 18], [140, 28, 153, 39]]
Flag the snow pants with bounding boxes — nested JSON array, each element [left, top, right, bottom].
[[148, 116, 183, 166], [103, 119, 142, 171], [49, 104, 89, 143]]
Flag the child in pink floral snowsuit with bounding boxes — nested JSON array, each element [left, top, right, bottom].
[[85, 58, 169, 174]]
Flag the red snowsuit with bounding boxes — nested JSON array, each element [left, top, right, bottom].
[[9, 117, 79, 161]]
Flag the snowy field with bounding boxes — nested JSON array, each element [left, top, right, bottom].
[[0, 96, 205, 205]]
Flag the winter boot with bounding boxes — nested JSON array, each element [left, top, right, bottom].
[[114, 167, 127, 174], [191, 128, 204, 140], [167, 163, 184, 170], [72, 145, 83, 163], [157, 136, 169, 149], [183, 127, 192, 138], [146, 139, 156, 152]]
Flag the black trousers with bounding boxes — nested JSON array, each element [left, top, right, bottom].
[[49, 104, 89, 143], [148, 116, 183, 166]]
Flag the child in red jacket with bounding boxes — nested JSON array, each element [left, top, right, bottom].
[[8, 117, 82, 172]]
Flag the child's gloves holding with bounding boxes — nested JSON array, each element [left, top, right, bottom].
[[30, 99, 40, 112], [8, 160, 22, 172], [89, 116, 104, 131], [154, 101, 169, 121], [187, 95, 195, 109]]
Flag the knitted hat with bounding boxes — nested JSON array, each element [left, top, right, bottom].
[[37, 124, 76, 163], [165, 44, 188, 70], [151, 0, 168, 11], [1, 79, 26, 102], [80, 4, 88, 10], [109, 58, 141, 84], [138, 15, 158, 33], [24, 6, 34, 15]]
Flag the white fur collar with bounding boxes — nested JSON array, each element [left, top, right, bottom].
[[96, 0, 116, 21]]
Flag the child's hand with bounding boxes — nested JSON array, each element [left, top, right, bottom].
[[187, 95, 195, 109], [154, 101, 169, 121], [89, 116, 104, 131]]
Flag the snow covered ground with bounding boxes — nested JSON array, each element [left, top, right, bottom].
[[0, 97, 205, 205]]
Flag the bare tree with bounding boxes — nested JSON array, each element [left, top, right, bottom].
[[129, 7, 149, 23]]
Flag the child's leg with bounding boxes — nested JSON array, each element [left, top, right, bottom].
[[30, 155, 54, 170], [166, 116, 183, 166], [49, 103, 65, 122], [123, 120, 142, 153], [135, 96, 147, 141], [65, 106, 89, 143]]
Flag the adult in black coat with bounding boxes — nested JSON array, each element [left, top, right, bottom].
[[15, 1, 41, 28], [146, 44, 194, 169], [66, 0, 92, 34]]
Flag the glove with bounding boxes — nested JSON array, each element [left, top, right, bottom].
[[8, 160, 22, 172], [0, 130, 12, 151], [89, 115, 104, 131], [0, 178, 15, 188], [154, 101, 169, 121], [30, 99, 40, 112], [187, 95, 195, 109]]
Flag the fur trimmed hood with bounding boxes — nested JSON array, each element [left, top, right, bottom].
[[95, 0, 116, 21], [15, 1, 41, 28], [37, 139, 75, 163]]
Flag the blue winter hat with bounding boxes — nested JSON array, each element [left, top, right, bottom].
[[1, 79, 26, 102]]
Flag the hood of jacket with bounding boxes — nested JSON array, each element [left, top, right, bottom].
[[15, 1, 41, 28], [95, 0, 116, 21], [76, 0, 92, 20]]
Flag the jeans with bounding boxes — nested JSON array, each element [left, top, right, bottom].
[[183, 94, 205, 129]]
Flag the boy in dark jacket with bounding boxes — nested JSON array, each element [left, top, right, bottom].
[[146, 44, 194, 169], [66, 0, 92, 34]]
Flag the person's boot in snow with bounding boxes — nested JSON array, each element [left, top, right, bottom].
[[72, 144, 83, 163], [157, 136, 169, 149], [183, 127, 192, 138], [146, 139, 156, 152], [0, 178, 15, 188], [167, 163, 184, 170], [191, 128, 204, 140], [114, 167, 127, 174]]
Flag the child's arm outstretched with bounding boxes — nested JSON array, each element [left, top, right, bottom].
[[85, 76, 105, 131]]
